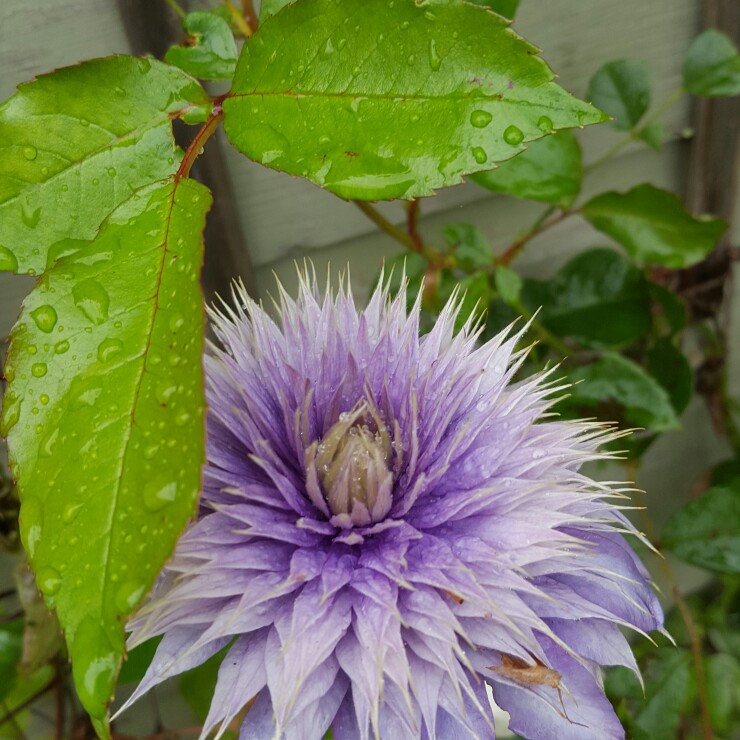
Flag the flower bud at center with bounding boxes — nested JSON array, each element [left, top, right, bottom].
[[310, 403, 394, 527]]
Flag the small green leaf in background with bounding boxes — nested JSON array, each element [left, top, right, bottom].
[[0, 619, 23, 703], [638, 122, 665, 151], [443, 224, 492, 270], [587, 59, 651, 130], [521, 248, 650, 347], [683, 29, 740, 97], [3, 178, 212, 728], [0, 665, 54, 738], [646, 338, 693, 416], [468, 0, 521, 20], [472, 129, 581, 205], [179, 644, 230, 721], [437, 271, 492, 333], [166, 11, 238, 81], [494, 265, 522, 305], [634, 649, 696, 740], [0, 56, 208, 275], [648, 282, 687, 335], [662, 484, 740, 574], [705, 653, 739, 734], [559, 352, 679, 431], [711, 456, 740, 488], [224, 0, 606, 200], [582, 184, 727, 268]]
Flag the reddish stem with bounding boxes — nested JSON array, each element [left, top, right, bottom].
[[497, 209, 572, 267], [406, 200, 424, 253], [176, 102, 225, 181], [241, 0, 259, 31]]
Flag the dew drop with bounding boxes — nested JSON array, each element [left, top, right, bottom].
[[37, 567, 62, 596], [31, 362, 47, 378], [30, 304, 58, 333], [72, 279, 109, 325], [428, 39, 442, 71], [41, 166, 49, 176], [62, 502, 83, 524], [40, 394, 49, 405], [21, 496, 43, 558], [97, 338, 123, 364], [401, 21, 410, 29], [115, 580, 146, 613], [503, 124, 524, 145], [537, 115, 553, 132], [337, 38, 347, 50], [470, 109, 493, 128], [79, 118, 90, 127], [27, 345, 37, 355], [168, 314, 185, 332], [23, 146, 38, 161], [54, 339, 70, 355], [70, 379, 103, 409], [143, 443, 159, 460], [143, 479, 178, 512], [174, 411, 190, 427], [406, 54, 416, 66], [156, 382, 178, 405], [472, 147, 488, 164], [1, 394, 22, 435], [0, 246, 18, 272], [107, 167, 116, 177], [319, 37, 335, 59], [20, 202, 41, 229]]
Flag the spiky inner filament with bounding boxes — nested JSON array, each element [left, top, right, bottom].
[[306, 402, 395, 527]]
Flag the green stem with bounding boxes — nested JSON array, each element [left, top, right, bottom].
[[497, 206, 572, 267], [353, 201, 453, 268], [225, 0, 254, 37], [584, 86, 685, 174], [163, 0, 186, 20]]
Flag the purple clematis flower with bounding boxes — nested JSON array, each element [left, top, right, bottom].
[[118, 273, 663, 739]]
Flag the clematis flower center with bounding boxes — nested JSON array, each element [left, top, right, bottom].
[[307, 402, 395, 527]]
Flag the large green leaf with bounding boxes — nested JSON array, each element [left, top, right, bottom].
[[224, 0, 606, 200], [259, 0, 294, 21], [468, 0, 521, 20], [521, 248, 650, 347], [2, 177, 211, 729], [0, 620, 23, 703], [683, 29, 740, 98], [0, 56, 208, 276], [662, 484, 740, 574], [165, 11, 238, 81], [705, 653, 738, 734], [582, 184, 727, 268], [559, 352, 679, 431], [587, 59, 651, 130], [471, 129, 581, 205]]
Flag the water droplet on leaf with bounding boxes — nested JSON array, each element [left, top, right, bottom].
[[503, 125, 524, 145], [62, 502, 84, 524], [143, 479, 178, 512], [37, 567, 62, 596], [23, 146, 38, 161], [471, 110, 493, 128], [537, 116, 553, 132], [428, 39, 442, 71], [30, 304, 58, 333], [472, 147, 488, 164], [54, 340, 70, 355], [0, 246, 18, 272], [73, 279, 109, 325], [31, 362, 47, 378], [115, 581, 146, 613], [97, 338, 123, 364]]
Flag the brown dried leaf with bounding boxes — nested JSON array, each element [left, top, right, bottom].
[[489, 653, 561, 688]]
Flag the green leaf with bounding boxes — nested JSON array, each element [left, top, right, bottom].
[[0, 620, 23, 702], [582, 184, 727, 268], [0, 56, 208, 276], [635, 649, 696, 740], [684, 29, 740, 97], [587, 59, 651, 130], [0, 665, 54, 738], [638, 122, 665, 151], [705, 653, 738, 733], [521, 248, 650, 347], [467, 0, 521, 20], [117, 637, 161, 685], [494, 265, 522, 305], [646, 338, 693, 415], [559, 352, 679, 431], [224, 0, 606, 200], [2, 177, 212, 725], [443, 224, 492, 270], [471, 129, 581, 205], [662, 484, 740, 574], [711, 457, 740, 488], [648, 282, 687, 335], [179, 644, 230, 721], [166, 11, 238, 81]]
